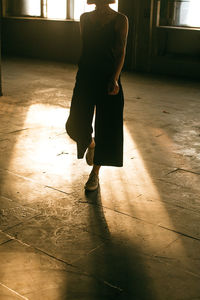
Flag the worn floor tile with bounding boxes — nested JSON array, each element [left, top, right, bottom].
[[0, 168, 77, 212], [0, 58, 200, 300], [0, 195, 39, 231], [5, 209, 106, 264], [0, 240, 117, 300], [74, 205, 200, 300], [0, 232, 12, 245], [0, 283, 25, 300]]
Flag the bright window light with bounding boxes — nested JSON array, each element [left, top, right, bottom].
[[46, 0, 67, 19], [24, 0, 41, 16], [74, 0, 95, 20], [185, 0, 200, 27], [74, 0, 118, 21], [178, 0, 200, 27]]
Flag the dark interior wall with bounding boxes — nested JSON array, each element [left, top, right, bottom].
[[1, 0, 200, 78], [126, 0, 200, 77], [151, 28, 200, 78], [2, 0, 154, 70], [151, 0, 200, 78], [2, 0, 135, 68], [2, 18, 81, 63], [166, 30, 200, 56], [119, 0, 154, 71], [0, 0, 2, 95]]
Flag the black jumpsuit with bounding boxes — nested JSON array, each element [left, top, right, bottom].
[[66, 14, 124, 167]]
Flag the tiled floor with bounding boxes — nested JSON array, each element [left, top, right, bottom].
[[0, 57, 200, 300]]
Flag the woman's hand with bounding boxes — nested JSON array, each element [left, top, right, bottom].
[[108, 79, 119, 95]]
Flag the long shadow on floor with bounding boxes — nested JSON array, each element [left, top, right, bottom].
[[64, 187, 155, 300], [122, 73, 200, 298]]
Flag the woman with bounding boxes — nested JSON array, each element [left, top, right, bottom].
[[66, 0, 128, 191]]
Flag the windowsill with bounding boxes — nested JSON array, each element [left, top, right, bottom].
[[157, 25, 200, 31], [3, 16, 80, 22]]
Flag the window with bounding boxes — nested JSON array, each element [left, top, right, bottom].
[[45, 0, 67, 19], [3, 0, 41, 17], [74, 0, 118, 20], [24, 0, 41, 16], [3, 0, 118, 20], [159, 0, 200, 28]]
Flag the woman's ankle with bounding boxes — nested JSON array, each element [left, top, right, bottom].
[[92, 165, 101, 175], [89, 138, 95, 149]]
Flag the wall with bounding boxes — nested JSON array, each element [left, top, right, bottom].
[[2, 18, 81, 63], [1, 0, 141, 69], [122, 0, 200, 77], [150, 0, 200, 78], [0, 0, 2, 95], [119, 0, 154, 71], [151, 27, 200, 78], [1, 0, 200, 78]]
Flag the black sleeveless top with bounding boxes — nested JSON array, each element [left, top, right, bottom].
[[78, 14, 118, 76]]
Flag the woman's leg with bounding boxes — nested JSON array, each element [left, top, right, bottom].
[[94, 87, 124, 167], [92, 164, 101, 175], [85, 164, 101, 191], [89, 138, 95, 149], [85, 139, 101, 190], [86, 138, 96, 166], [85, 139, 101, 191]]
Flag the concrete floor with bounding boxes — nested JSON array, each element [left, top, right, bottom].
[[0, 57, 200, 300]]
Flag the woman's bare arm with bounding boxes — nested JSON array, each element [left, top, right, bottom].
[[113, 14, 129, 81], [108, 14, 129, 95]]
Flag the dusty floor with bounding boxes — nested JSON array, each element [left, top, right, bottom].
[[0, 57, 200, 300]]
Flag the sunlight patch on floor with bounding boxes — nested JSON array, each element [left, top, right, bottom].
[[100, 124, 184, 251], [8, 104, 75, 185]]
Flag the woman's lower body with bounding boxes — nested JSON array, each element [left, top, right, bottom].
[[66, 68, 124, 190]]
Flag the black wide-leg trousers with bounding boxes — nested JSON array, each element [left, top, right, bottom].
[[66, 70, 124, 167]]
